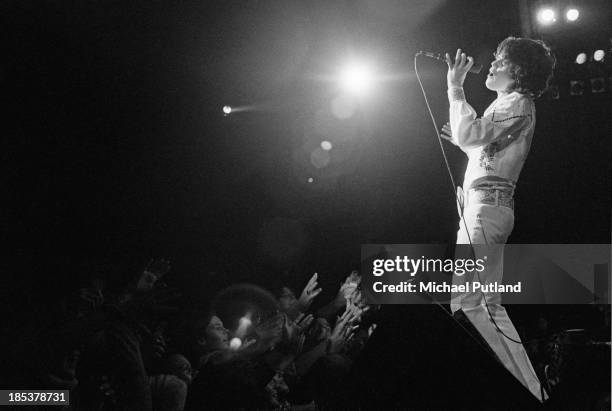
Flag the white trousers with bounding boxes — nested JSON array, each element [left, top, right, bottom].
[[451, 201, 545, 402]]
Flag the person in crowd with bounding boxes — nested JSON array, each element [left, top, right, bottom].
[[6, 256, 381, 411], [76, 258, 180, 411], [185, 311, 285, 410], [148, 372, 188, 411], [160, 354, 194, 386]]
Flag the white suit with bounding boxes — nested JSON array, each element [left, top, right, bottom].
[[447, 87, 545, 401]]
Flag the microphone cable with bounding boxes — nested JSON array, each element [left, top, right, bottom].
[[413, 52, 523, 345]]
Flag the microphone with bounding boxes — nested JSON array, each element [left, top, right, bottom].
[[417, 51, 483, 74]]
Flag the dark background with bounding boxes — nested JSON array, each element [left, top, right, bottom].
[[2, 1, 610, 408], [3, 0, 610, 312]]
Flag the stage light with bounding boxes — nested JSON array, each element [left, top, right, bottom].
[[537, 8, 556, 25], [575, 53, 587, 64], [321, 141, 333, 151], [569, 80, 584, 96], [229, 338, 242, 350], [222, 105, 232, 115], [566, 8, 579, 22], [590, 77, 605, 93], [594, 50, 605, 62], [338, 62, 374, 96]]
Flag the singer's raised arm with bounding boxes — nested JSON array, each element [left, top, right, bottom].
[[447, 88, 532, 150]]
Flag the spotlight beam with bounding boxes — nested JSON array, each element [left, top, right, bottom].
[[338, 61, 375, 96]]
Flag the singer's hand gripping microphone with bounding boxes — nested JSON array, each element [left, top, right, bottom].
[[417, 51, 483, 74]]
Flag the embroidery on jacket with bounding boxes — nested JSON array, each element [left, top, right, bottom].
[[479, 143, 497, 172], [478, 103, 532, 172]]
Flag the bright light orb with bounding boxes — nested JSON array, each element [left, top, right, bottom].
[[321, 141, 333, 151], [307, 177, 314, 183], [575, 53, 587, 64], [338, 62, 374, 96], [229, 337, 242, 350], [594, 50, 605, 62], [537, 8, 556, 25], [566, 8, 579, 21], [222, 105, 232, 114]]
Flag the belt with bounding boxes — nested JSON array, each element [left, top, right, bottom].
[[466, 187, 514, 210]]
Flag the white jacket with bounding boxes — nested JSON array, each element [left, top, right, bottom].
[[447, 88, 536, 191]]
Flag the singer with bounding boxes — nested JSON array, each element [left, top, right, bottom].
[[441, 37, 555, 402]]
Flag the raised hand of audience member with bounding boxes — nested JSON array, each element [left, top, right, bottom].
[[327, 307, 358, 354], [286, 312, 314, 341], [336, 270, 360, 305], [346, 290, 370, 321], [317, 270, 360, 321], [297, 273, 322, 312], [280, 313, 312, 356]]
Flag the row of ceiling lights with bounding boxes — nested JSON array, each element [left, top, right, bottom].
[[575, 50, 606, 64], [537, 7, 581, 25]]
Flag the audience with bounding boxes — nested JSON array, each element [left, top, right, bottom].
[[3, 257, 608, 410]]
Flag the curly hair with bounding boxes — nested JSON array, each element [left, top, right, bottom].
[[496, 37, 556, 99]]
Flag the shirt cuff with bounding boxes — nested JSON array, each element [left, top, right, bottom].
[[448, 87, 466, 102]]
